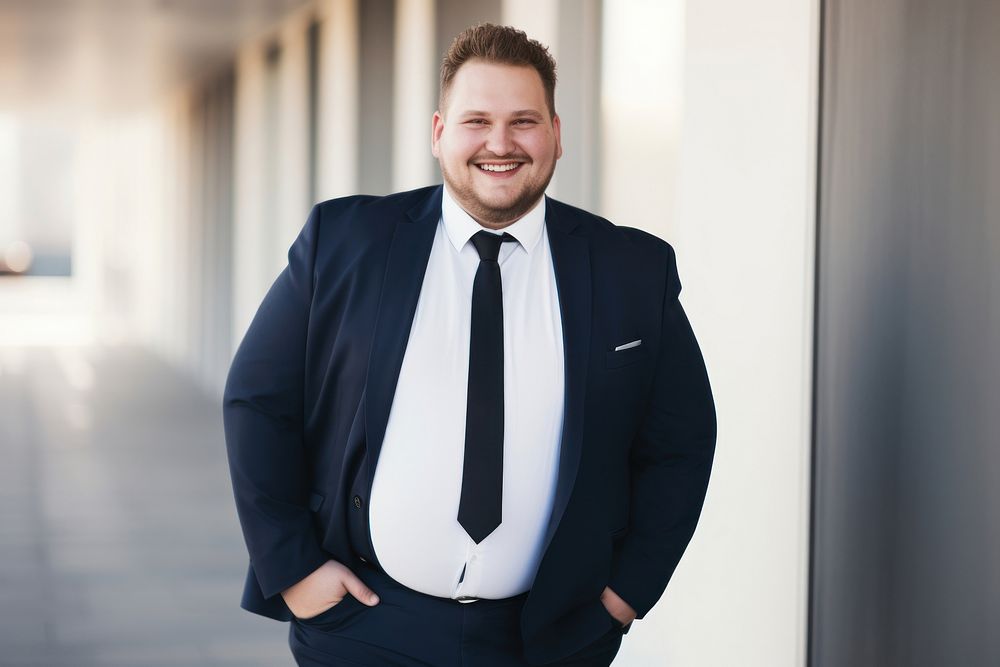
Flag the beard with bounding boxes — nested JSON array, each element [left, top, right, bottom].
[[439, 155, 556, 227]]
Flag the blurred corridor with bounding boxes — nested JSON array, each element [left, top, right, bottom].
[[1, 0, 998, 665], [0, 345, 284, 665]]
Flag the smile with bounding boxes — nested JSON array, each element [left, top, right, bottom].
[[475, 162, 524, 176]]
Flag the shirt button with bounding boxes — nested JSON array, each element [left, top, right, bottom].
[[353, 495, 362, 509]]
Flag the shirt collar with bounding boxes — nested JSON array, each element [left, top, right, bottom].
[[441, 183, 545, 256]]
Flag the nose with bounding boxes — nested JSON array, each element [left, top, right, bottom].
[[484, 123, 515, 156]]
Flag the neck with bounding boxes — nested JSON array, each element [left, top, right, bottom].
[[443, 184, 543, 230]]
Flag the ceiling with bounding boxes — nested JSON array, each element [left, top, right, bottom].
[[0, 0, 312, 112]]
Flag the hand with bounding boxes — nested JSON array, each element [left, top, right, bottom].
[[281, 559, 381, 620], [600, 586, 637, 628]]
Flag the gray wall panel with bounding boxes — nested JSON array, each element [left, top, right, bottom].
[[359, 0, 395, 195], [813, 1, 1000, 666]]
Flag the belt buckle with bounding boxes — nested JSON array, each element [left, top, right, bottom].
[[456, 595, 480, 603]]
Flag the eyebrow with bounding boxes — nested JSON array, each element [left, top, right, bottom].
[[459, 109, 545, 120]]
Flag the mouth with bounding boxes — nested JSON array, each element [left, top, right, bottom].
[[474, 161, 525, 178]]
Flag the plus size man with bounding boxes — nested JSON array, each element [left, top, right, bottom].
[[223, 23, 717, 667]]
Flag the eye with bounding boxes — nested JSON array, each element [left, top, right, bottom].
[[466, 118, 488, 125], [513, 119, 537, 126]]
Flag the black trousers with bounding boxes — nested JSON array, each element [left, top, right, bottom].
[[288, 558, 624, 666]]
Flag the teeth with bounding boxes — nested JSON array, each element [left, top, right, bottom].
[[478, 163, 520, 172]]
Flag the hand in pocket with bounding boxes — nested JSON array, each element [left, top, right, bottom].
[[281, 559, 381, 620]]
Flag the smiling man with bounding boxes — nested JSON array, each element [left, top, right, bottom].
[[223, 23, 717, 667]]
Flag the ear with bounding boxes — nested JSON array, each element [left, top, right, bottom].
[[552, 113, 563, 160], [431, 110, 444, 158]]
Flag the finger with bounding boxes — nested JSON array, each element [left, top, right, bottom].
[[343, 572, 380, 606]]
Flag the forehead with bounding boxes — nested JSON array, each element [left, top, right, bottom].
[[445, 60, 547, 114]]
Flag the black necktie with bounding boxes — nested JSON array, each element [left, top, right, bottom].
[[458, 230, 517, 544]]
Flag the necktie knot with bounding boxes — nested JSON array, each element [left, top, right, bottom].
[[470, 230, 516, 262]]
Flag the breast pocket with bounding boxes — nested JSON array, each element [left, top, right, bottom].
[[605, 339, 648, 369]]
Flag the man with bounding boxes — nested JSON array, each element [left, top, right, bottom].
[[223, 23, 716, 667]]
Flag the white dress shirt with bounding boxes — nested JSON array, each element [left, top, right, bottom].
[[368, 184, 565, 601]]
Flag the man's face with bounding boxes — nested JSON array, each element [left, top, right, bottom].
[[431, 60, 562, 228]]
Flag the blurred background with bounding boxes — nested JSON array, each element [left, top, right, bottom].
[[0, 0, 997, 665]]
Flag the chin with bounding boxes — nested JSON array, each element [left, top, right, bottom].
[[477, 198, 525, 218], [475, 191, 519, 207]]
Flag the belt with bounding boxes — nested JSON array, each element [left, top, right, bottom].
[[357, 555, 523, 605]]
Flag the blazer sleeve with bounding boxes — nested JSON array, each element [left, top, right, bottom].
[[222, 204, 330, 601], [607, 241, 718, 619]]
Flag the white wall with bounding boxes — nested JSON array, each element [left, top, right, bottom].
[[614, 0, 821, 665], [315, 0, 360, 201], [600, 0, 685, 232], [232, 43, 271, 354], [232, 5, 318, 353], [393, 0, 436, 191], [275, 8, 315, 269]]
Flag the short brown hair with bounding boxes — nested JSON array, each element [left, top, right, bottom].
[[439, 23, 557, 118]]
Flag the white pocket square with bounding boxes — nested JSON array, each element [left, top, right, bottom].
[[614, 339, 642, 352]]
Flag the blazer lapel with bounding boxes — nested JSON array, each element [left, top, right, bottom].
[[538, 196, 591, 554], [364, 186, 442, 489]]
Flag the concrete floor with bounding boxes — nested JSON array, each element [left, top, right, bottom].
[[0, 345, 294, 667]]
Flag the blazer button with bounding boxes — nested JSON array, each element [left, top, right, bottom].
[[353, 495, 362, 509]]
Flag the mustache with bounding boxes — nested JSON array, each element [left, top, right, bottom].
[[470, 154, 532, 163]]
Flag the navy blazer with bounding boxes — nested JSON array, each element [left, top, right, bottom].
[[222, 184, 717, 665]]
